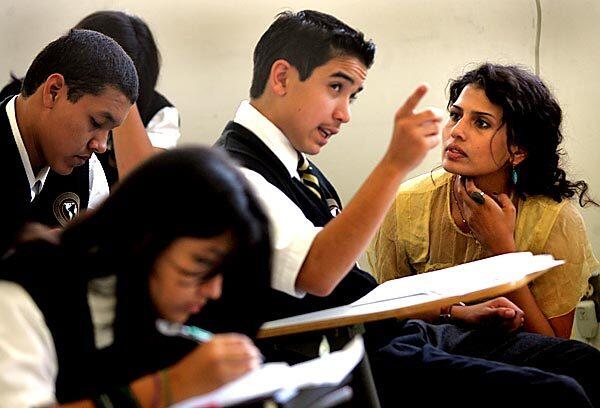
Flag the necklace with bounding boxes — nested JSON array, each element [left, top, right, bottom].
[[450, 178, 471, 233], [450, 177, 483, 245]]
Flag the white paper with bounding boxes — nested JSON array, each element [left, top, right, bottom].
[[260, 252, 562, 334], [287, 335, 364, 385], [172, 336, 365, 408], [352, 252, 563, 307]]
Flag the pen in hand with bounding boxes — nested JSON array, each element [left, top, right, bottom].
[[156, 318, 214, 343], [156, 319, 266, 363]]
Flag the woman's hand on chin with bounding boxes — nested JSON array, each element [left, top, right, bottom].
[[457, 177, 517, 254]]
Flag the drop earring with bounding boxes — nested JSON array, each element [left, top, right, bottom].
[[511, 166, 518, 185]]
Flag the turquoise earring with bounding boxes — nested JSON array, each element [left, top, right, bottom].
[[512, 167, 519, 185]]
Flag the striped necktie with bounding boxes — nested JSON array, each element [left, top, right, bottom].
[[297, 155, 322, 200]]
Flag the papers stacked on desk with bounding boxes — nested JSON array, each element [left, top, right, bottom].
[[172, 335, 364, 408]]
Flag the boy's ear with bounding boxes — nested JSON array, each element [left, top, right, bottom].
[[42, 73, 66, 108], [269, 59, 292, 97], [509, 145, 527, 166]]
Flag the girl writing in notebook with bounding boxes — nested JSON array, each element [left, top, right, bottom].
[[0, 147, 271, 407]]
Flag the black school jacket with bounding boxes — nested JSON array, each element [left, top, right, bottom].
[[215, 121, 377, 321]]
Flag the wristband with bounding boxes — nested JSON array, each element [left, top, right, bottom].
[[152, 371, 162, 408], [160, 369, 173, 407]]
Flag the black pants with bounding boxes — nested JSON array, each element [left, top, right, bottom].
[[369, 320, 598, 408]]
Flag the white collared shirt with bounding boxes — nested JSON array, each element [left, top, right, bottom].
[[6, 96, 49, 202], [0, 277, 118, 406], [233, 101, 322, 298], [0, 281, 57, 408], [86, 106, 180, 210], [234, 101, 302, 179], [146, 106, 181, 149], [87, 154, 110, 210], [6, 95, 109, 211]]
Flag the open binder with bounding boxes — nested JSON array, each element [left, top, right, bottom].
[[174, 252, 563, 407], [259, 252, 563, 338]]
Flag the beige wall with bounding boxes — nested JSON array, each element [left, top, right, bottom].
[[1, 0, 598, 257]]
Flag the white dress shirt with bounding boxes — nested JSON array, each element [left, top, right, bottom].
[[6, 96, 49, 202], [7, 95, 109, 211], [0, 277, 120, 405], [233, 100, 322, 298], [86, 106, 180, 210], [87, 154, 110, 210], [146, 106, 181, 149], [0, 281, 57, 408]]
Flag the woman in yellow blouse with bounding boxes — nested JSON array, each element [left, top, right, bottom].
[[368, 63, 598, 338]]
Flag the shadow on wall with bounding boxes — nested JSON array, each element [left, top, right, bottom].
[[572, 274, 600, 349]]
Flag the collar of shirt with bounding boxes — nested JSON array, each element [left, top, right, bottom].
[[233, 100, 304, 180], [6, 95, 50, 201]]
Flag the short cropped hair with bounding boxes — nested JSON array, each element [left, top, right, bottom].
[[22, 29, 138, 103], [250, 10, 376, 99]]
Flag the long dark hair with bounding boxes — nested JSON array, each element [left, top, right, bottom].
[[74, 10, 160, 119], [1, 146, 272, 394], [62, 146, 272, 339], [0, 73, 23, 101], [448, 63, 597, 207]]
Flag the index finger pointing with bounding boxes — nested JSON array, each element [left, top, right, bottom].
[[396, 84, 429, 119]]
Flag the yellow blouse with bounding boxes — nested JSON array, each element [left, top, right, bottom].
[[367, 169, 599, 319]]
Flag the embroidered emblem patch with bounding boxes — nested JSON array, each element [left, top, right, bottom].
[[52, 192, 80, 227]]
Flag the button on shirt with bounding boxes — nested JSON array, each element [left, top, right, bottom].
[[234, 100, 322, 298], [6, 96, 49, 202]]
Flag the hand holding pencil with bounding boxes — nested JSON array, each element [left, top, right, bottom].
[[165, 333, 262, 400]]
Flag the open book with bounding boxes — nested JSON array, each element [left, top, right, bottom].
[[172, 336, 364, 408], [352, 251, 564, 306], [260, 252, 563, 335]]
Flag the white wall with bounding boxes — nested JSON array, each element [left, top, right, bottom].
[[1, 0, 598, 257]]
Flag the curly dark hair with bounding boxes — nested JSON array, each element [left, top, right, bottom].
[[448, 63, 597, 207]]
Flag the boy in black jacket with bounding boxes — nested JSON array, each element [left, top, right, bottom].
[[216, 10, 599, 407], [0, 29, 137, 254]]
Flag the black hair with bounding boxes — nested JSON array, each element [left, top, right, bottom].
[[2, 147, 271, 392], [21, 29, 138, 104], [250, 9, 376, 99], [0, 73, 22, 102], [74, 11, 160, 119], [61, 146, 272, 339], [448, 63, 597, 207]]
